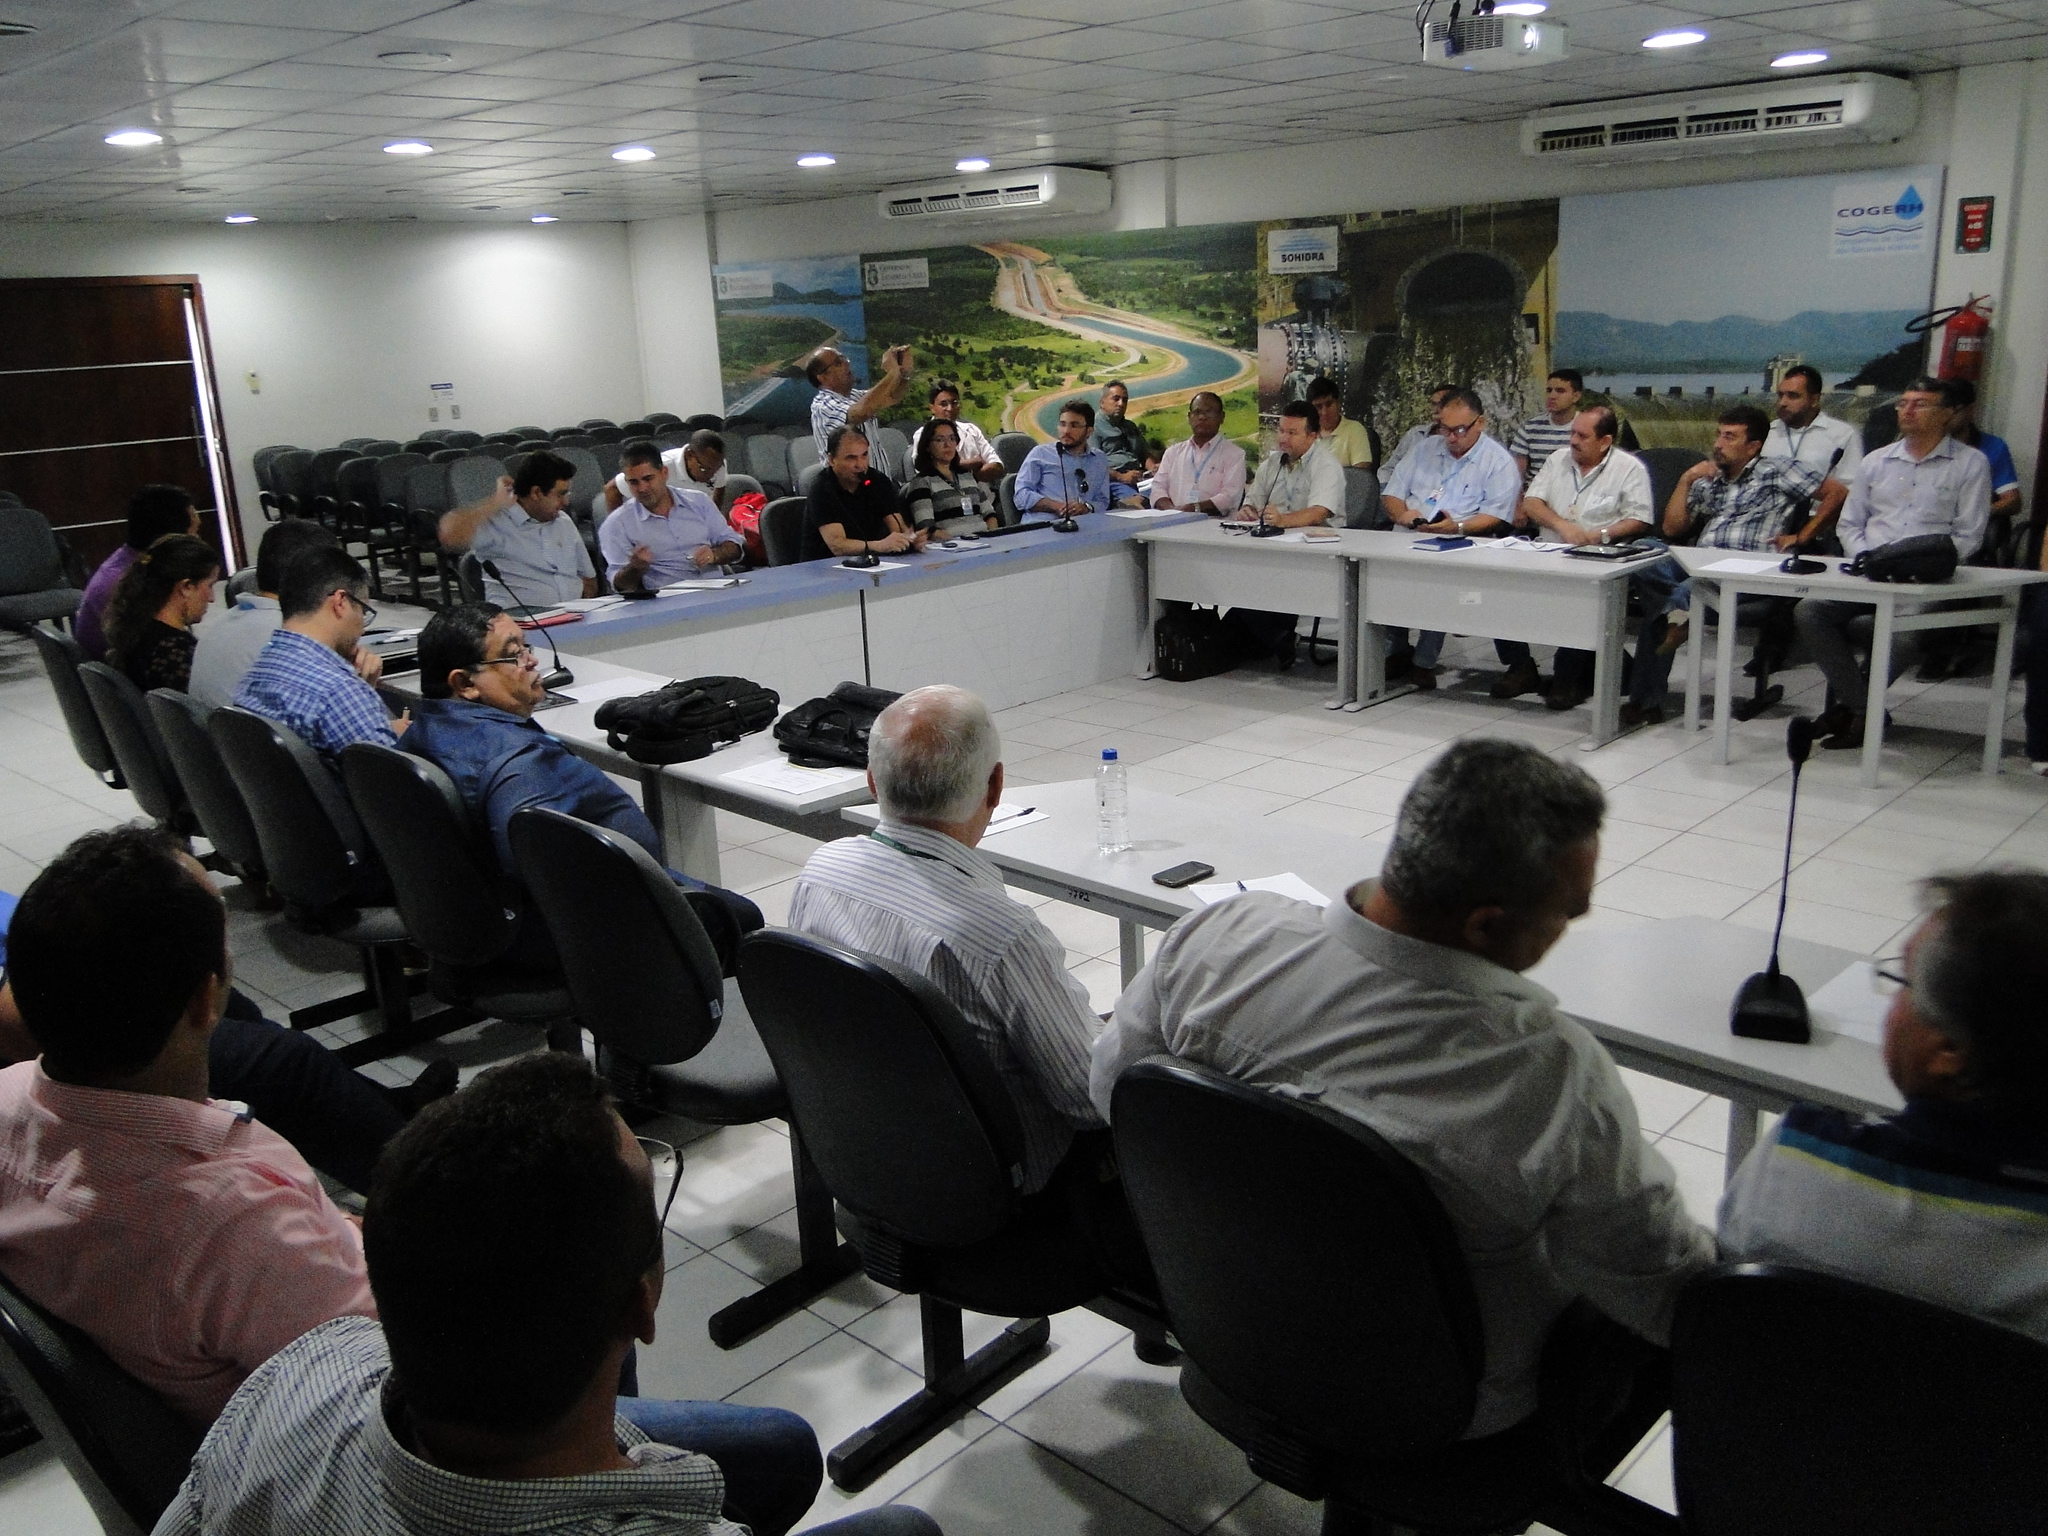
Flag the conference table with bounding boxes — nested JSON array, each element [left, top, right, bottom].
[[1674, 546, 2048, 787], [846, 780, 1897, 1182]]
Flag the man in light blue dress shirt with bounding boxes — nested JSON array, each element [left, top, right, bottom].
[[1015, 400, 1135, 517], [598, 441, 742, 592], [437, 448, 596, 609]]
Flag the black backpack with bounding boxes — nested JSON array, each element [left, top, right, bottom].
[[1849, 533, 1959, 584], [1154, 605, 1238, 682], [594, 676, 780, 764], [773, 681, 901, 768]]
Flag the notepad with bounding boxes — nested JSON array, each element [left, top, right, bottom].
[[1191, 873, 1330, 908], [1806, 961, 1891, 1046], [981, 803, 1048, 835], [554, 676, 663, 706], [719, 758, 867, 796], [1700, 556, 1784, 575], [654, 577, 746, 594]]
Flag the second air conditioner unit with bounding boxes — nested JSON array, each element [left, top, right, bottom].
[[1520, 72, 1917, 161], [876, 165, 1112, 222]]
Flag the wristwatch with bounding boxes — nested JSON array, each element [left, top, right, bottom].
[[1599, 527, 1613, 546]]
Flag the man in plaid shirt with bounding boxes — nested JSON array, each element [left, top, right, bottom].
[[1620, 405, 1842, 725], [234, 545, 407, 766]]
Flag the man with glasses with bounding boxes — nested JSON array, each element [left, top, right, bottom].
[[233, 545, 408, 766], [1793, 376, 1992, 750], [1380, 388, 1522, 691], [1148, 392, 1245, 516], [1383, 382, 1460, 477], [908, 381, 1002, 484]]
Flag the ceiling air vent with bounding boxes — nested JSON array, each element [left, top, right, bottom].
[[876, 165, 1111, 221], [1522, 73, 1915, 160]]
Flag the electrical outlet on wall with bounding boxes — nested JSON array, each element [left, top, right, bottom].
[[245, 371, 261, 394], [451, 404, 461, 420], [428, 405, 439, 422]]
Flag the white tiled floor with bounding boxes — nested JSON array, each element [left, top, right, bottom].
[[3, 622, 2045, 1534]]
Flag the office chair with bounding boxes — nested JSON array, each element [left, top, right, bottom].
[[759, 498, 808, 567], [579, 417, 619, 432], [403, 459, 457, 606], [0, 1275, 202, 1536], [737, 930, 1171, 1493], [990, 432, 1034, 474], [147, 689, 267, 886], [748, 434, 794, 500], [266, 449, 316, 520], [77, 662, 197, 837], [26, 622, 123, 789], [1671, 1263, 2048, 1536], [1112, 1058, 1673, 1536], [682, 413, 723, 431], [252, 445, 301, 521], [0, 504, 82, 631]]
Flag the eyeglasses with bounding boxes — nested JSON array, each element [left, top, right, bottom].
[[1871, 957, 1912, 995], [1441, 419, 1483, 437], [635, 1135, 685, 1231], [341, 590, 378, 626], [475, 641, 538, 669]]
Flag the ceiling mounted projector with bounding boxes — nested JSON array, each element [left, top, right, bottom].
[[1420, 16, 1567, 69]]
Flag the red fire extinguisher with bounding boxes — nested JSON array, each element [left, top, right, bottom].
[[1906, 296, 1993, 382]]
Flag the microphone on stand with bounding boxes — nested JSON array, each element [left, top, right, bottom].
[[1731, 714, 1816, 1042], [1052, 450, 1081, 534], [1249, 455, 1286, 538], [480, 559, 575, 691]]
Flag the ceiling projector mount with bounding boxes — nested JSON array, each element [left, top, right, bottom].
[[1416, 0, 1567, 71]]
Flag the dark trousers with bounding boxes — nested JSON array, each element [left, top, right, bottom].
[[215, 988, 405, 1194], [1045, 1127, 1155, 1293]]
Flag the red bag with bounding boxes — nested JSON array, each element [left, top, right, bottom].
[[727, 491, 769, 566]]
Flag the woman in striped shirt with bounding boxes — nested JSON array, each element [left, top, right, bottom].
[[901, 417, 997, 535]]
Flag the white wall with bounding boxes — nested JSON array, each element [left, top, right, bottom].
[[0, 220, 645, 549], [627, 213, 724, 421]]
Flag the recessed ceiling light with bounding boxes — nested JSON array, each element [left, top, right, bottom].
[[1493, 1, 1546, 13], [955, 157, 991, 172], [383, 140, 433, 155], [1642, 28, 1707, 48], [377, 50, 452, 65], [1771, 49, 1829, 67], [797, 153, 836, 167], [104, 129, 163, 147], [224, 214, 258, 224], [611, 145, 656, 162], [530, 214, 558, 223]]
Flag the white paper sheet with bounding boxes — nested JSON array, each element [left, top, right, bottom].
[[825, 560, 910, 573], [1191, 873, 1331, 908], [555, 597, 631, 613], [653, 577, 746, 595], [1107, 508, 1177, 520], [1806, 960, 1893, 1045], [554, 675, 665, 706], [718, 758, 868, 796], [980, 803, 1049, 836], [1495, 538, 1571, 554], [1700, 556, 1784, 574]]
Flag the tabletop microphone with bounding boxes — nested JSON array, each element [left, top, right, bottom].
[[480, 560, 574, 690], [1053, 452, 1082, 534], [1250, 456, 1286, 538], [1731, 714, 1815, 1043]]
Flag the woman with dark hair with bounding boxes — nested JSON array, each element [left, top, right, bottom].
[[105, 532, 222, 693], [901, 416, 995, 535]]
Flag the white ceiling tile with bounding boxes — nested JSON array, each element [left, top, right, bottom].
[[691, 0, 941, 33]]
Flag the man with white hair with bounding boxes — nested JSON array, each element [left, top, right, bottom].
[[788, 686, 1109, 1207]]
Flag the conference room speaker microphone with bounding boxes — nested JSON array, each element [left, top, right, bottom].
[[480, 560, 575, 690], [1051, 452, 1082, 533], [1730, 714, 1816, 1043]]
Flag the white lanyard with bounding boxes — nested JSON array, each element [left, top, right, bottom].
[[1565, 453, 1611, 514]]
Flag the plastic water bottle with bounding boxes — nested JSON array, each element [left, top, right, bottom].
[[1096, 748, 1130, 854]]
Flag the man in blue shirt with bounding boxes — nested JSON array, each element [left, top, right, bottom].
[[1015, 400, 1133, 518], [233, 546, 406, 766], [400, 603, 760, 964], [598, 440, 741, 593]]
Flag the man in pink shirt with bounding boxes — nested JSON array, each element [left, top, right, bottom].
[[1148, 392, 1246, 517], [0, 825, 372, 1424]]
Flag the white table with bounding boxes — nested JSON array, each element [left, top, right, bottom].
[[1530, 916, 1899, 1178], [1674, 548, 2048, 787], [1349, 531, 1650, 745], [1136, 520, 1368, 709], [845, 779, 1386, 985]]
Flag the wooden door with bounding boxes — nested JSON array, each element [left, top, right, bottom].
[[0, 276, 242, 572]]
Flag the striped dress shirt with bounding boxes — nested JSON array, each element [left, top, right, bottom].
[[789, 821, 1104, 1193], [156, 1316, 741, 1536]]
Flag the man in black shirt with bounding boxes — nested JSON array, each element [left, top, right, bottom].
[[801, 426, 925, 562]]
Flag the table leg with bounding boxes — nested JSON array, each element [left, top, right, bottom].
[[1346, 564, 1374, 711], [654, 773, 723, 884], [1984, 601, 2019, 775], [1137, 544, 1160, 679], [1724, 1099, 1761, 1184], [1119, 921, 1146, 988], [1683, 577, 1712, 734], [1332, 558, 1359, 710], [1713, 582, 1739, 764], [1861, 598, 1894, 790], [1584, 577, 1624, 748]]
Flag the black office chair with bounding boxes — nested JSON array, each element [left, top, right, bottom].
[[146, 690, 267, 886], [1671, 1263, 2048, 1535], [506, 425, 550, 442], [991, 431, 1034, 475], [0, 1275, 201, 1536], [760, 497, 808, 567], [267, 449, 316, 520], [737, 929, 1169, 1493], [251, 444, 300, 521], [208, 707, 422, 1055], [340, 743, 576, 1050], [0, 504, 82, 631], [510, 809, 863, 1344], [27, 622, 124, 790], [77, 662, 197, 836], [1637, 448, 1707, 526], [1111, 1058, 1672, 1536], [683, 412, 724, 432], [579, 417, 619, 432]]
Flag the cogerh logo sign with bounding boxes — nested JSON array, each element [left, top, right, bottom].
[[1267, 226, 1339, 273], [1830, 177, 1931, 257]]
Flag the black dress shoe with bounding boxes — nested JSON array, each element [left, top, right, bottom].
[[1545, 679, 1589, 712], [1490, 658, 1542, 699], [1821, 715, 1868, 750], [1276, 632, 1298, 671], [1385, 647, 1414, 681], [1619, 702, 1664, 727], [389, 1058, 460, 1119]]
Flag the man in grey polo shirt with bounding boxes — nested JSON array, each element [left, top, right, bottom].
[[1093, 739, 1712, 1438], [437, 449, 596, 609], [189, 518, 340, 708], [1794, 375, 1992, 750]]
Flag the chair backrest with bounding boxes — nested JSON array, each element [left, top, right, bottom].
[[506, 425, 549, 442], [1111, 1058, 1485, 1458], [588, 441, 623, 481], [509, 809, 724, 1063], [442, 430, 481, 449], [1672, 1263, 2048, 1535], [1341, 464, 1384, 529], [308, 447, 355, 500], [786, 434, 822, 479], [655, 430, 690, 452], [341, 743, 520, 968], [736, 929, 1028, 1247], [28, 621, 120, 781], [722, 472, 763, 504], [578, 417, 618, 432], [416, 429, 454, 443], [514, 438, 554, 454], [991, 431, 1034, 474], [747, 434, 793, 488], [0, 502, 68, 596], [208, 706, 375, 916], [480, 432, 523, 448], [146, 689, 265, 877], [1637, 447, 1707, 522], [794, 459, 826, 498], [251, 445, 299, 493], [556, 446, 605, 509], [0, 1273, 202, 1536], [996, 472, 1018, 525], [456, 552, 485, 603], [400, 439, 441, 455], [761, 497, 808, 566], [446, 453, 504, 507], [585, 425, 624, 444], [405, 460, 453, 517], [868, 426, 911, 483], [682, 413, 722, 431], [360, 439, 403, 456], [428, 447, 469, 465], [377, 452, 428, 504], [469, 443, 511, 463], [337, 437, 377, 451], [336, 455, 382, 509], [647, 411, 686, 429], [78, 661, 185, 825], [269, 449, 316, 508]]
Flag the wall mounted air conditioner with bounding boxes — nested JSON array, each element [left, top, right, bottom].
[[876, 165, 1112, 222], [1520, 72, 1916, 161]]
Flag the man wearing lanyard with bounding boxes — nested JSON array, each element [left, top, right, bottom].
[[1149, 392, 1246, 515], [1380, 389, 1521, 691], [1519, 407, 1655, 712], [1764, 366, 1862, 546], [1224, 401, 1344, 667]]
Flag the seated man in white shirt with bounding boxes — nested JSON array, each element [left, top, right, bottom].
[[908, 381, 1002, 485], [1148, 392, 1246, 516], [788, 685, 1145, 1284], [598, 440, 743, 593], [188, 517, 339, 709], [1224, 400, 1345, 667], [438, 449, 597, 610], [602, 430, 732, 515], [1766, 365, 1863, 538], [1092, 738, 1713, 1439]]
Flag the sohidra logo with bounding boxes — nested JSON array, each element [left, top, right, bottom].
[[1830, 181, 1929, 256], [1266, 226, 1338, 273]]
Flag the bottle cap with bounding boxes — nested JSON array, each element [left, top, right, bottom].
[[1101, 748, 1118, 761]]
